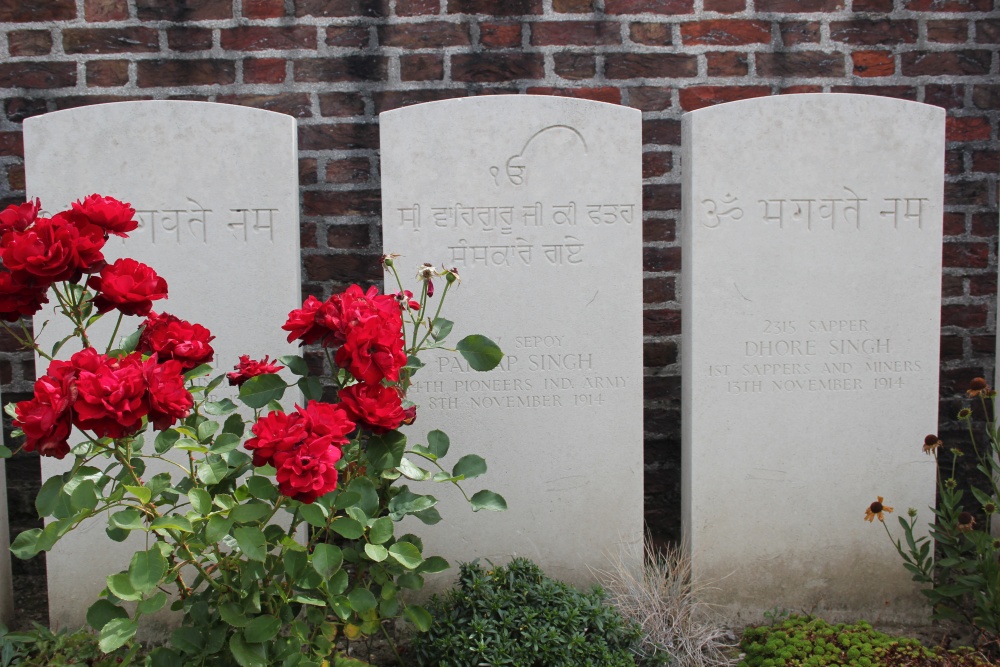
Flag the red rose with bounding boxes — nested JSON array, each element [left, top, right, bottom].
[[244, 410, 308, 468], [72, 350, 147, 439], [227, 355, 284, 387], [283, 286, 402, 351], [0, 199, 40, 236], [0, 214, 105, 282], [88, 258, 168, 316], [0, 271, 49, 322], [282, 295, 325, 346], [144, 358, 192, 430], [338, 383, 405, 435], [273, 436, 342, 503], [334, 317, 406, 385], [14, 360, 76, 459], [70, 194, 138, 238], [139, 312, 215, 371], [298, 400, 356, 442]]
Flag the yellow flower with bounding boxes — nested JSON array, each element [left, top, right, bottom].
[[922, 434, 942, 455], [865, 497, 894, 523]]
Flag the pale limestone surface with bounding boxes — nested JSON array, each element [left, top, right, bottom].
[[0, 389, 13, 625], [681, 93, 944, 623], [381, 96, 643, 588], [23, 101, 301, 630]]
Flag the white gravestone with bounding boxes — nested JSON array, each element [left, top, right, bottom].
[[24, 101, 301, 630], [682, 94, 944, 623], [381, 96, 644, 587], [0, 390, 13, 626]]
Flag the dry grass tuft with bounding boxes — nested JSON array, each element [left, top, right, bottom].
[[596, 539, 737, 667]]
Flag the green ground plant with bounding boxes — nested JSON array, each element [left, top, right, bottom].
[[0, 624, 137, 666], [411, 557, 649, 667]]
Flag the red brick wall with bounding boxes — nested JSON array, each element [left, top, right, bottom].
[[0, 0, 998, 542]]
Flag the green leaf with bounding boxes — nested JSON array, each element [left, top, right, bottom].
[[417, 556, 450, 574], [452, 454, 487, 480], [197, 457, 229, 485], [431, 318, 454, 341], [230, 501, 270, 524], [0, 444, 11, 459], [398, 458, 431, 481], [99, 617, 137, 653], [244, 615, 281, 643], [107, 573, 142, 601], [470, 490, 507, 512], [137, 591, 168, 615], [204, 399, 238, 416], [171, 627, 204, 655], [365, 544, 388, 562], [117, 328, 142, 355], [229, 633, 266, 667], [154, 429, 180, 454], [220, 603, 249, 627], [413, 507, 442, 525], [279, 355, 309, 376], [205, 372, 226, 396], [109, 508, 146, 532], [346, 477, 379, 518], [404, 604, 433, 632], [223, 413, 246, 437], [87, 599, 128, 631], [197, 420, 220, 442], [331, 517, 364, 540], [183, 363, 213, 381], [456, 335, 503, 371], [239, 374, 287, 409], [347, 588, 377, 613], [234, 526, 268, 562], [388, 488, 437, 519], [311, 543, 343, 578], [366, 431, 406, 471], [211, 433, 241, 454], [124, 485, 151, 505], [368, 517, 393, 545], [205, 515, 234, 543], [297, 376, 322, 401], [388, 542, 423, 569], [189, 489, 212, 515], [71, 479, 99, 512], [246, 476, 278, 501], [427, 430, 450, 459], [405, 355, 425, 371], [298, 503, 328, 528], [129, 549, 167, 593], [150, 515, 193, 533], [35, 476, 64, 517]]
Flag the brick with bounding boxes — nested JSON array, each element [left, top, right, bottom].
[[54, 95, 151, 110], [451, 53, 544, 82], [0, 0, 75, 21], [304, 253, 381, 283], [243, 0, 285, 18], [326, 223, 371, 249], [605, 0, 693, 13], [302, 191, 382, 217], [943, 242, 989, 269], [318, 92, 366, 117], [971, 149, 998, 173], [977, 20, 999, 44], [829, 20, 917, 45], [480, 22, 522, 47], [901, 51, 991, 76], [972, 85, 1000, 110], [644, 340, 677, 365], [300, 222, 317, 248], [167, 27, 213, 52], [851, 51, 894, 77], [924, 84, 963, 109], [643, 183, 681, 210], [7, 31, 53, 57], [830, 85, 916, 100], [630, 23, 673, 46], [606, 53, 697, 78], [325, 158, 371, 184], [216, 93, 312, 118], [644, 277, 676, 303], [0, 133, 23, 158], [941, 304, 987, 329], [298, 122, 379, 150], [628, 86, 673, 111], [221, 26, 316, 51], [757, 0, 842, 10], [643, 119, 681, 145], [970, 211, 996, 236], [401, 54, 444, 81], [944, 149, 963, 175], [905, 0, 991, 10], [554, 0, 594, 11], [928, 20, 970, 44], [969, 276, 997, 297], [136, 0, 231, 20], [706, 51, 748, 76], [525, 86, 622, 103], [0, 63, 76, 89], [296, 0, 388, 17], [681, 19, 770, 45], [448, 0, 542, 14], [326, 27, 370, 49], [947, 116, 991, 142], [644, 308, 681, 336], [780, 85, 822, 94], [942, 211, 966, 236], [757, 52, 845, 78], [679, 85, 769, 110], [85, 0, 128, 20], [780, 22, 820, 46], [643, 217, 676, 242], [397, 0, 439, 14], [940, 276, 963, 299], [373, 89, 465, 112], [87, 60, 129, 87], [64, 27, 159, 54], [295, 57, 388, 83], [945, 179, 990, 206], [244, 58, 286, 84], [553, 53, 596, 79], [705, 0, 745, 12], [5, 98, 47, 122], [7, 164, 24, 191], [642, 150, 672, 178], [137, 60, 236, 88], [378, 22, 469, 48], [531, 21, 621, 46], [299, 158, 317, 185], [853, 0, 892, 10]]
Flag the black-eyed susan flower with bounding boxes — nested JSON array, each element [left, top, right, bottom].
[[923, 434, 942, 455], [958, 407, 973, 420], [865, 497, 894, 523], [967, 377, 991, 398], [958, 512, 976, 533]]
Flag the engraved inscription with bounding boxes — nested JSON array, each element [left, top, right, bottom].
[[400, 201, 633, 233], [125, 199, 280, 244], [492, 125, 589, 186]]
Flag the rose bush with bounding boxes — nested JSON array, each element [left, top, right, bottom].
[[0, 194, 505, 667]]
